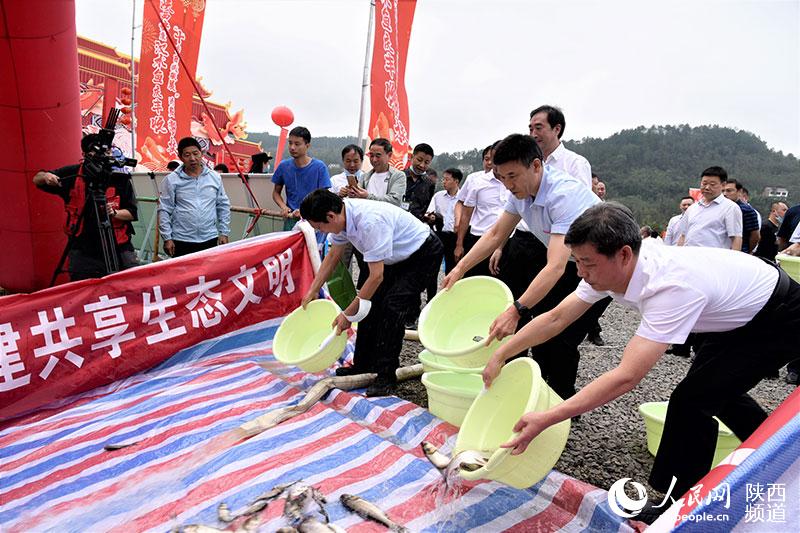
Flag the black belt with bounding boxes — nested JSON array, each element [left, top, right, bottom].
[[753, 263, 792, 320]]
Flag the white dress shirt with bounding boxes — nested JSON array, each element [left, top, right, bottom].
[[503, 166, 601, 248], [791, 222, 800, 243], [330, 199, 430, 264], [456, 171, 508, 235], [677, 194, 743, 249], [329, 171, 361, 194], [576, 240, 778, 344], [663, 214, 683, 246], [545, 142, 592, 190], [427, 189, 458, 232]]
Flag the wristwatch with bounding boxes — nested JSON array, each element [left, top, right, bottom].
[[512, 299, 530, 316]]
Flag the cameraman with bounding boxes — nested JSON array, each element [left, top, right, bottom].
[[33, 133, 139, 281]]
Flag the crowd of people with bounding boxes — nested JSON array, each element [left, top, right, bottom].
[[34, 105, 800, 524]]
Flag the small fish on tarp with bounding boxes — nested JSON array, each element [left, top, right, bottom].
[[103, 442, 138, 451], [339, 493, 409, 533], [421, 441, 450, 470], [283, 483, 329, 524]]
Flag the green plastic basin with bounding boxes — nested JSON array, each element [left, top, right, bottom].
[[639, 401, 741, 468], [421, 371, 484, 427], [454, 358, 570, 488], [776, 254, 800, 283], [418, 276, 513, 368], [273, 299, 347, 373], [418, 350, 484, 374]]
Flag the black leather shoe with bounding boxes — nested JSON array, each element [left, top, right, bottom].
[[627, 499, 668, 525], [335, 365, 371, 377]]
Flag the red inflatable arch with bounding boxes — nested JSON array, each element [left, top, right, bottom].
[[0, 0, 81, 292]]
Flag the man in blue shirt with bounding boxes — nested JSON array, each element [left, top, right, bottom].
[[158, 137, 231, 257], [300, 190, 443, 397], [443, 134, 601, 400], [271, 126, 331, 230]]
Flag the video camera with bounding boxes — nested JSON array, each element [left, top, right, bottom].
[[82, 108, 137, 190]]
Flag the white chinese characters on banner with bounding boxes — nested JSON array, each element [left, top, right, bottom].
[[229, 265, 263, 315], [30, 308, 84, 380], [185, 276, 230, 328], [263, 248, 295, 297], [143, 285, 187, 345], [84, 295, 137, 359], [0, 323, 29, 392]]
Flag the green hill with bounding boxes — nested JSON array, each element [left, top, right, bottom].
[[246, 125, 799, 230]]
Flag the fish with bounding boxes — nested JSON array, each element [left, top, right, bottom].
[[217, 502, 234, 523], [240, 498, 269, 516], [445, 449, 492, 479], [103, 442, 137, 451], [283, 483, 329, 524], [339, 494, 409, 533], [420, 441, 450, 470], [236, 515, 260, 533], [254, 479, 301, 502], [276, 528, 299, 533]]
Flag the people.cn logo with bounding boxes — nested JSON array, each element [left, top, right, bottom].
[[607, 478, 648, 518]]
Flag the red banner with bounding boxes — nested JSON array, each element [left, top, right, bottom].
[[369, 0, 417, 170], [0, 233, 315, 423], [136, 0, 206, 170]]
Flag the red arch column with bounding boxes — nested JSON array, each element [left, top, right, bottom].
[[0, 0, 81, 292]]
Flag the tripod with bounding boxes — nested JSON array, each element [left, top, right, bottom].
[[50, 180, 120, 286]]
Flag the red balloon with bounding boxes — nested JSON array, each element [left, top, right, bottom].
[[271, 106, 294, 128]]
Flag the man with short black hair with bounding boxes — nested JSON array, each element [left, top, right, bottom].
[[425, 167, 462, 274], [529, 105, 592, 189], [663, 196, 694, 246], [271, 126, 331, 230], [677, 166, 742, 250], [755, 201, 788, 260], [444, 133, 601, 400], [485, 202, 799, 520], [159, 136, 231, 257], [348, 138, 406, 206], [722, 179, 760, 253], [300, 190, 442, 396], [404, 143, 436, 220]]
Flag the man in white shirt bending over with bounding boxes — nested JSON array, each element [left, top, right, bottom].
[[301, 190, 443, 397], [444, 133, 601, 401], [677, 166, 742, 250], [483, 202, 798, 523]]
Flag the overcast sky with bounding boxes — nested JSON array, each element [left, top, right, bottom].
[[77, 0, 799, 156]]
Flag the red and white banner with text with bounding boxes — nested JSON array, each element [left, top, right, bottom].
[[136, 0, 206, 170], [0, 233, 314, 423], [368, 0, 417, 170]]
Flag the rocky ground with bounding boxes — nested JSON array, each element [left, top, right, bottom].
[[394, 301, 796, 496]]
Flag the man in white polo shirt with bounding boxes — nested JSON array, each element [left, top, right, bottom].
[[443, 133, 601, 400], [454, 142, 507, 276], [529, 105, 592, 189], [484, 203, 798, 521], [677, 166, 742, 249], [663, 196, 694, 246], [300, 190, 443, 397]]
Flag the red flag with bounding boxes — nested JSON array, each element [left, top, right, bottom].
[[368, 0, 417, 170], [136, 0, 206, 170]]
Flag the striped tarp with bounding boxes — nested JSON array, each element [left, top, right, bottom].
[[0, 318, 637, 532]]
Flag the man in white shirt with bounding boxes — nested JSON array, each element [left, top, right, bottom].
[[663, 196, 694, 245], [454, 143, 507, 276], [424, 167, 461, 274], [301, 190, 442, 397], [329, 144, 364, 196], [483, 202, 798, 520], [529, 105, 592, 190], [444, 134, 601, 400], [677, 166, 742, 250]]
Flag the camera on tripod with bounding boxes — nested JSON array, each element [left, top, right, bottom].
[[82, 108, 137, 190]]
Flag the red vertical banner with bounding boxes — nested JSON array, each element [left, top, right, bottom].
[[136, 0, 206, 170], [101, 78, 119, 126], [368, 0, 417, 170]]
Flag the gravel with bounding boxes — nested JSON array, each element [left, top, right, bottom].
[[395, 300, 796, 496]]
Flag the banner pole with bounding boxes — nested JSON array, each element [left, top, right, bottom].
[[130, 0, 137, 158], [356, 0, 376, 151]]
